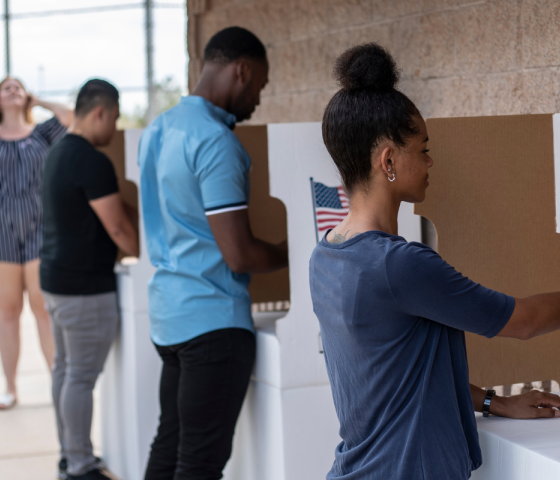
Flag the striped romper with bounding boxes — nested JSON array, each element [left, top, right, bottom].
[[0, 117, 66, 263]]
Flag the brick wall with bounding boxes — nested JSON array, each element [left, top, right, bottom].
[[187, 0, 560, 124]]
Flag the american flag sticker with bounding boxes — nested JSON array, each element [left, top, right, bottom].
[[310, 178, 349, 242]]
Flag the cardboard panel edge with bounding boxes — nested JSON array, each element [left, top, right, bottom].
[[554, 114, 560, 233]]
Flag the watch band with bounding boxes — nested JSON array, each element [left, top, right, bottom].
[[483, 389, 496, 417]]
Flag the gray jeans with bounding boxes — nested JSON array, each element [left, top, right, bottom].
[[43, 291, 119, 476]]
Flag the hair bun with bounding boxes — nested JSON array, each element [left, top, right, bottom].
[[334, 43, 400, 92]]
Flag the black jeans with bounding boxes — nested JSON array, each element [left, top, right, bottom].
[[144, 328, 256, 480]]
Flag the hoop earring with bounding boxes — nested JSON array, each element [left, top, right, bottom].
[[388, 172, 396, 182]]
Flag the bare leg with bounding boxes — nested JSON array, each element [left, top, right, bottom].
[[0, 262, 24, 402], [23, 259, 54, 370]]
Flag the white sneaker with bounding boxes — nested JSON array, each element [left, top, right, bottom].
[[0, 393, 16, 409]]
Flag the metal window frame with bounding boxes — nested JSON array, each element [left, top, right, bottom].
[[2, 0, 186, 122]]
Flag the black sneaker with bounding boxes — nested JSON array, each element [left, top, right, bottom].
[[57, 458, 68, 479], [66, 469, 112, 480], [58, 458, 106, 480]]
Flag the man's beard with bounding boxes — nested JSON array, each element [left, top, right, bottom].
[[231, 87, 255, 122]]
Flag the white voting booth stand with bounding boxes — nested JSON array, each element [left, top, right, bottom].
[[472, 412, 560, 479], [99, 123, 421, 480]]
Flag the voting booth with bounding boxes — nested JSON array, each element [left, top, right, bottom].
[[99, 115, 560, 480], [417, 114, 560, 479]]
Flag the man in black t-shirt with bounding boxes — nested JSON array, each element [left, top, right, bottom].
[[41, 79, 139, 480]]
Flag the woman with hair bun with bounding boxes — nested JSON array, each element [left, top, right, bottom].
[[310, 43, 560, 479], [0, 77, 73, 409]]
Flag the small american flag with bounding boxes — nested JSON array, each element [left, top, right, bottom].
[[310, 178, 349, 242]]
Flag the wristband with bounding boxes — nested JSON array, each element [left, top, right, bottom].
[[483, 389, 496, 417]]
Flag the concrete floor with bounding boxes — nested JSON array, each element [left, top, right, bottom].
[[0, 298, 112, 480]]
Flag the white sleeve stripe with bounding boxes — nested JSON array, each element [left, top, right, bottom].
[[205, 205, 248, 216]]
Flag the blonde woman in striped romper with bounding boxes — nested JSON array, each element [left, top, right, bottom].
[[0, 77, 73, 409]]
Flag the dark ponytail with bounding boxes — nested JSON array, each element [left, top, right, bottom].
[[322, 43, 420, 195]]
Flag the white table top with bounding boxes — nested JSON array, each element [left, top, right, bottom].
[[472, 412, 560, 479]]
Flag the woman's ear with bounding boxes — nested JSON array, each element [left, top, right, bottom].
[[379, 145, 394, 177]]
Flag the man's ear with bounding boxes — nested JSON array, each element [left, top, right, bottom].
[[90, 105, 105, 121], [235, 60, 251, 86]]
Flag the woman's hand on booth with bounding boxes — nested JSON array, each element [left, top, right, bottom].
[[491, 390, 560, 419], [471, 384, 560, 419]]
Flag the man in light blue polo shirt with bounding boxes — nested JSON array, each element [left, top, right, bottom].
[[139, 27, 288, 480]]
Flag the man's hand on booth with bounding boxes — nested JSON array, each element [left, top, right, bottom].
[[471, 384, 560, 419], [207, 208, 288, 274]]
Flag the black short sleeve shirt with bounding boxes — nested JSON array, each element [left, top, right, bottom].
[[40, 134, 119, 295]]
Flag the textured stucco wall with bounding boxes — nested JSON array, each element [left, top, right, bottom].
[[187, 0, 560, 124]]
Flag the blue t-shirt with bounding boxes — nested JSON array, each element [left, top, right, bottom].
[[138, 95, 254, 346], [309, 231, 514, 480]]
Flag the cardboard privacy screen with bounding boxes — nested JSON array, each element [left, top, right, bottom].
[[235, 126, 290, 305], [416, 114, 560, 388]]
